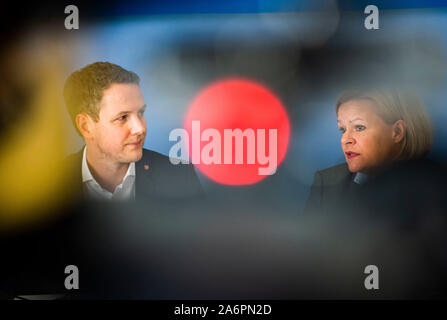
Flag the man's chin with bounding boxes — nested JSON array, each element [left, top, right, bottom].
[[123, 148, 143, 163], [131, 150, 144, 162]]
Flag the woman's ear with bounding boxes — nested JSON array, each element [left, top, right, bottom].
[[391, 119, 406, 144], [75, 113, 94, 139]]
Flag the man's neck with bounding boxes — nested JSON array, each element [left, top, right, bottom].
[[85, 145, 129, 193]]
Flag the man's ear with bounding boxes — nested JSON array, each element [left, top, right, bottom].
[[391, 119, 406, 144], [75, 113, 95, 139]]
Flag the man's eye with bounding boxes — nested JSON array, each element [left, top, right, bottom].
[[138, 110, 145, 117], [117, 115, 127, 121], [339, 128, 346, 134], [356, 125, 365, 131]]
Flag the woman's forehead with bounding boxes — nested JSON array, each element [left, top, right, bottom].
[[337, 99, 380, 122]]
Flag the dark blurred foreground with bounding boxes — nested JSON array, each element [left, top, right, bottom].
[[2, 158, 447, 300]]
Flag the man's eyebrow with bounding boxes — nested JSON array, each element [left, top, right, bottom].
[[114, 110, 130, 118], [113, 104, 146, 118]]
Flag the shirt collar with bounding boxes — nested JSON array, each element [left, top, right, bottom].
[[353, 172, 368, 185], [82, 146, 136, 184]]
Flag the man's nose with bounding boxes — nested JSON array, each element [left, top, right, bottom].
[[129, 115, 146, 135]]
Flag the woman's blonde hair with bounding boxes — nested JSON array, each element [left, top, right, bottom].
[[335, 89, 433, 161]]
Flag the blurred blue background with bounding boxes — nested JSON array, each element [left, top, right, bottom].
[[61, 0, 447, 211]]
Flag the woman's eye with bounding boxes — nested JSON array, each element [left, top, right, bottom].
[[117, 115, 127, 121], [355, 125, 365, 131]]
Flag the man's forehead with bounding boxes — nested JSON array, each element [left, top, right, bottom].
[[99, 83, 145, 114], [101, 83, 143, 102]]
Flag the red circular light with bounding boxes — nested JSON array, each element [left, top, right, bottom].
[[184, 78, 290, 185]]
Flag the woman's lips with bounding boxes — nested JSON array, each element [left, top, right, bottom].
[[345, 151, 360, 159]]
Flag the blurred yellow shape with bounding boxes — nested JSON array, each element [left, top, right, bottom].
[[0, 51, 75, 231]]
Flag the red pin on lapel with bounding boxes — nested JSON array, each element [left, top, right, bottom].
[[144, 164, 149, 171]]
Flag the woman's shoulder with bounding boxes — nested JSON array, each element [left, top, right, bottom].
[[315, 163, 352, 185], [392, 157, 447, 179], [374, 156, 447, 193]]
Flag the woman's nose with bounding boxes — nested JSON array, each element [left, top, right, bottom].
[[341, 131, 355, 145]]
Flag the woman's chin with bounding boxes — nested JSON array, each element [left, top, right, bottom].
[[346, 162, 363, 173]]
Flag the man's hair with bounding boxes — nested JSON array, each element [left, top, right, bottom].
[[63, 62, 140, 135], [335, 88, 433, 162]]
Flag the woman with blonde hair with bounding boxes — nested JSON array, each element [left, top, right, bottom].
[[304, 88, 446, 218]]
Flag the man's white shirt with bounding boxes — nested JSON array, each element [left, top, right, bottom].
[[82, 146, 136, 200]]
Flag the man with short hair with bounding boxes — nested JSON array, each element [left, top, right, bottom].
[[64, 61, 202, 201]]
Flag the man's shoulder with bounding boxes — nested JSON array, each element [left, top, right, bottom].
[[316, 163, 352, 185], [136, 148, 202, 198], [138, 148, 184, 169], [137, 148, 198, 178], [140, 148, 170, 161], [64, 147, 191, 172]]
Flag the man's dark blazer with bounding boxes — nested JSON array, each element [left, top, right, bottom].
[[65, 147, 203, 201], [1, 148, 202, 297]]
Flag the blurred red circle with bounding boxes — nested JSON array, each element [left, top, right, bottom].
[[184, 78, 290, 185]]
